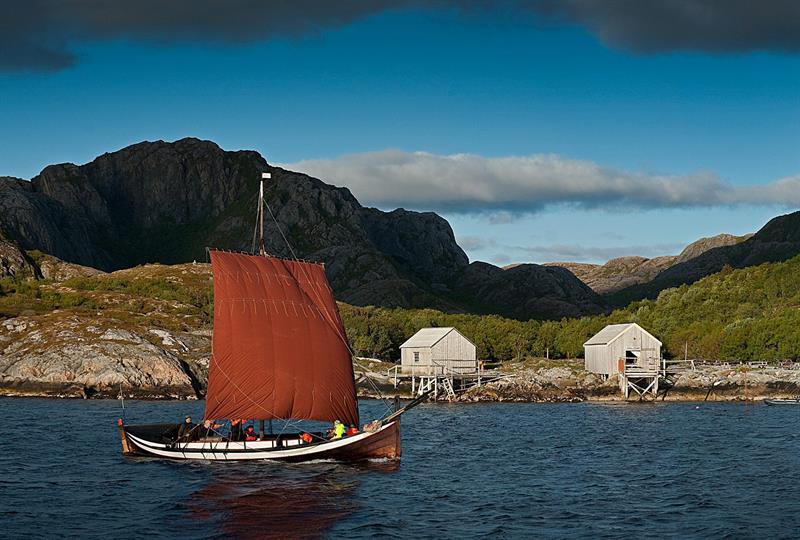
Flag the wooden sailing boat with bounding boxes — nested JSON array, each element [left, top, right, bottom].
[[118, 173, 426, 461]]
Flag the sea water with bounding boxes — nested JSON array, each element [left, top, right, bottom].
[[1, 398, 799, 539]]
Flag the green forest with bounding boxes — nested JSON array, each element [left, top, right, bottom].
[[342, 254, 800, 363]]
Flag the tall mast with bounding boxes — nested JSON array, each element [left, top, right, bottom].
[[258, 172, 270, 256]]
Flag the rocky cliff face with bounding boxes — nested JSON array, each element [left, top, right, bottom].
[[0, 138, 601, 319], [548, 233, 751, 295]]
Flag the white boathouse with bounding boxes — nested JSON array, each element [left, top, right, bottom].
[[584, 323, 663, 398], [400, 327, 477, 376]]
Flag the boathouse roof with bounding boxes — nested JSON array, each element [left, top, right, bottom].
[[400, 327, 473, 349], [584, 323, 662, 347]]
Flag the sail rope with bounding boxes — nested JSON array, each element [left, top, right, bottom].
[[250, 200, 261, 254], [205, 364, 335, 441], [208, 360, 282, 420], [259, 185, 393, 413]]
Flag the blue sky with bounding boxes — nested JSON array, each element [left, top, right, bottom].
[[1, 4, 798, 265]]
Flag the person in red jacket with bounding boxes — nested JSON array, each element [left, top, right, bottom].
[[346, 425, 360, 436], [243, 425, 258, 441]]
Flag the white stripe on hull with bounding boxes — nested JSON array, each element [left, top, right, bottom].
[[125, 422, 396, 461]]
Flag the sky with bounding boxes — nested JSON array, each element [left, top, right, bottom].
[[1, 1, 798, 265]]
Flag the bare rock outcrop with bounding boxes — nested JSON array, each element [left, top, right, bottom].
[[0, 237, 39, 279], [0, 314, 206, 398], [34, 253, 104, 281]]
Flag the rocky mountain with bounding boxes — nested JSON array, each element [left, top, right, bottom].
[[0, 138, 601, 320], [548, 233, 750, 294], [608, 212, 800, 305]]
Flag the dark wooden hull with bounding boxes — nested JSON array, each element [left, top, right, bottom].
[[119, 420, 401, 462]]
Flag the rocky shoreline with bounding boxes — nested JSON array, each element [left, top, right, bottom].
[[356, 361, 800, 403]]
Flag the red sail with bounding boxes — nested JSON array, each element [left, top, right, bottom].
[[204, 250, 359, 426]]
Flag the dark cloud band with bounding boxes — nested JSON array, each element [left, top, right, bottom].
[[532, 0, 800, 54], [2, 0, 799, 71]]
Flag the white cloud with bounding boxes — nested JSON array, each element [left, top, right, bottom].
[[509, 242, 687, 263], [281, 150, 800, 213]]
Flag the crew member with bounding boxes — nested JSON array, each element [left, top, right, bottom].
[[330, 420, 346, 440], [244, 425, 258, 441], [199, 419, 222, 439], [177, 415, 195, 442], [346, 425, 359, 436], [230, 418, 243, 441]]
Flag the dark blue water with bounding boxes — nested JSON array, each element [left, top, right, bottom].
[[1, 398, 799, 539]]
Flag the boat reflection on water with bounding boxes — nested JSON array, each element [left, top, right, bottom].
[[179, 460, 399, 538]]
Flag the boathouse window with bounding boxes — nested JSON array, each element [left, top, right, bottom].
[[414, 352, 420, 362]]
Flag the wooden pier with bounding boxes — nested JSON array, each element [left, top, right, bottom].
[[620, 356, 697, 400], [387, 361, 495, 401]]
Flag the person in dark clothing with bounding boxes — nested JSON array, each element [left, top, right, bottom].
[[230, 418, 243, 442], [244, 425, 258, 441], [177, 415, 196, 442], [199, 419, 223, 439]]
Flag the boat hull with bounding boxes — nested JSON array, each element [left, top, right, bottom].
[[764, 399, 800, 406], [119, 420, 401, 462]]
